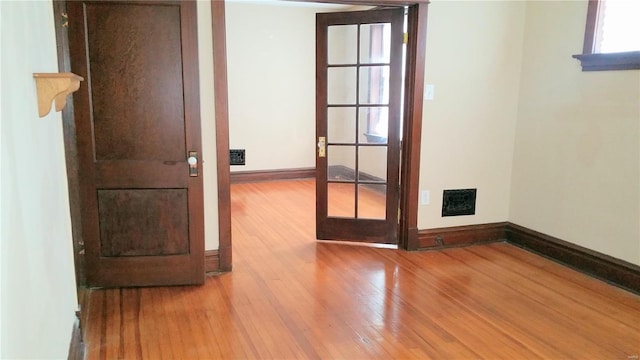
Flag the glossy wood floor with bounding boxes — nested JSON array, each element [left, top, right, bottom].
[[82, 179, 640, 359]]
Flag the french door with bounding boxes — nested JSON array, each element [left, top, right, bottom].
[[316, 8, 405, 244]]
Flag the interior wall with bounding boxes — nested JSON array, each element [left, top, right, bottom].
[[226, 1, 328, 172], [0, 4, 3, 355], [197, 0, 219, 251], [510, 0, 640, 265], [1, 1, 78, 357], [417, 0, 526, 228]]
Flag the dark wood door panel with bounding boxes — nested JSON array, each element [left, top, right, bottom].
[[85, 3, 186, 162], [318, 219, 394, 244], [91, 255, 202, 287], [68, 0, 204, 287], [98, 189, 189, 257]]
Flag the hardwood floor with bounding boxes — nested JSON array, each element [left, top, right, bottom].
[[82, 179, 640, 359]]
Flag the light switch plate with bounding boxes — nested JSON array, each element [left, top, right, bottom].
[[420, 190, 430, 205], [424, 84, 434, 100]]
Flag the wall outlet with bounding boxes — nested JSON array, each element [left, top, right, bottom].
[[420, 190, 430, 205]]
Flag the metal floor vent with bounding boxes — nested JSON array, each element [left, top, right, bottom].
[[442, 189, 476, 217], [230, 149, 245, 166]]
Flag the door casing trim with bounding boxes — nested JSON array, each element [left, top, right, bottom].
[[53, 0, 86, 285]]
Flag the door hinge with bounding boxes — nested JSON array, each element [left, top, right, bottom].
[[403, 32, 408, 44], [61, 12, 68, 28]]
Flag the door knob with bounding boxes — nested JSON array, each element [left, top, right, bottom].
[[187, 151, 198, 177]]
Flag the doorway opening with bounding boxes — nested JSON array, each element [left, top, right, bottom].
[[215, 0, 428, 271]]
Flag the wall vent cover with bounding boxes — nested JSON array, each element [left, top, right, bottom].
[[230, 149, 245, 166], [442, 189, 476, 216]]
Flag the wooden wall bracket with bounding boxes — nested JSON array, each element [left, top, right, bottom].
[[33, 72, 84, 117]]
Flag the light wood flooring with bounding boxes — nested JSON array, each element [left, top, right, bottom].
[[82, 179, 640, 359]]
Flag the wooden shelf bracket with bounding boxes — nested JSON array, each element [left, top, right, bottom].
[[33, 72, 84, 117]]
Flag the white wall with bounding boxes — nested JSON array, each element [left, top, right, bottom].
[[510, 1, 640, 265], [0, 2, 4, 356], [226, 1, 326, 172], [1, 1, 78, 357], [417, 0, 526, 228], [197, 0, 219, 251]]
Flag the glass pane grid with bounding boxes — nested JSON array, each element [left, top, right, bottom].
[[325, 21, 393, 220], [360, 23, 392, 64], [327, 107, 355, 144], [327, 183, 355, 218], [328, 25, 357, 65], [327, 67, 357, 105], [358, 184, 387, 220]]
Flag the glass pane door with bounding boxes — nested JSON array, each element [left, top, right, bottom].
[[316, 8, 404, 244]]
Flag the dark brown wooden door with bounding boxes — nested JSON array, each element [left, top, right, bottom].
[[68, 1, 204, 287], [316, 9, 404, 245]]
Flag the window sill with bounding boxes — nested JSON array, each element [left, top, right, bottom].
[[572, 51, 640, 71]]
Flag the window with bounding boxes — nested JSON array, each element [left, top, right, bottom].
[[573, 0, 640, 71]]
